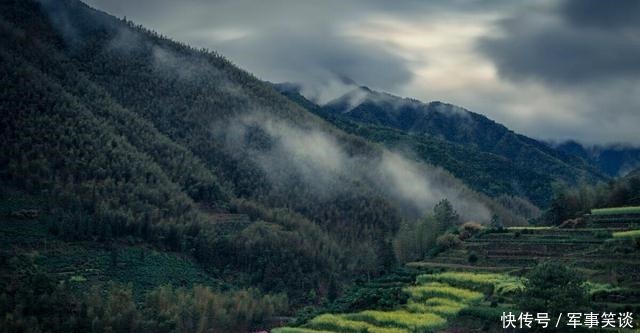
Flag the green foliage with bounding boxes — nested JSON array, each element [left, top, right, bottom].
[[433, 199, 460, 233], [0, 0, 403, 309], [406, 298, 466, 317], [584, 282, 622, 298], [393, 200, 461, 263], [435, 233, 461, 250], [404, 282, 483, 303], [393, 217, 434, 263], [458, 222, 482, 240], [345, 310, 446, 331], [0, 259, 287, 333], [517, 262, 589, 316], [467, 252, 479, 264], [144, 285, 287, 332], [612, 229, 640, 238], [272, 328, 335, 333], [307, 314, 408, 333], [417, 272, 523, 296], [490, 213, 504, 230], [328, 284, 409, 314], [593, 206, 640, 215], [540, 175, 640, 225]]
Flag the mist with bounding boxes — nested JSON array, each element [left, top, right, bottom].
[[215, 112, 492, 222]]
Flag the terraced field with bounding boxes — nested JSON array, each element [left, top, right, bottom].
[[273, 271, 518, 332], [592, 206, 640, 216], [408, 209, 640, 322], [273, 208, 640, 332]]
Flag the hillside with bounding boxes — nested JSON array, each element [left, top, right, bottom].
[[556, 140, 640, 177], [277, 210, 640, 332], [276, 84, 607, 208], [0, 0, 537, 329]]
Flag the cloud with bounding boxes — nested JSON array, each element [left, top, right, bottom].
[[212, 27, 413, 104], [561, 0, 640, 29], [471, 0, 640, 145], [81, 0, 640, 145], [82, 0, 416, 104], [478, 1, 640, 85], [216, 112, 491, 221]]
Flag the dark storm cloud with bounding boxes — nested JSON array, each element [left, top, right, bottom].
[[81, 0, 640, 145], [210, 27, 413, 102], [81, 0, 513, 103], [82, 0, 426, 102], [561, 0, 640, 29], [478, 0, 640, 85]]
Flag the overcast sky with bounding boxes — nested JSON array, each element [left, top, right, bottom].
[[83, 0, 640, 146]]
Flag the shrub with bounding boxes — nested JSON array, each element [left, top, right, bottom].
[[436, 233, 462, 250], [594, 230, 612, 239], [490, 214, 504, 231], [517, 262, 589, 316], [459, 222, 482, 240], [467, 252, 479, 264]]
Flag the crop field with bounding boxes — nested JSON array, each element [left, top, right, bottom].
[[416, 272, 523, 296], [612, 229, 640, 238], [399, 214, 640, 330], [507, 226, 554, 230], [345, 310, 446, 331], [591, 206, 640, 215], [272, 328, 335, 333], [404, 282, 484, 303], [276, 271, 515, 332], [307, 314, 409, 333], [406, 298, 466, 317]]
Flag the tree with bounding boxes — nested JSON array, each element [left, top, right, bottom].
[[433, 199, 459, 234], [518, 262, 589, 316], [490, 213, 503, 230]]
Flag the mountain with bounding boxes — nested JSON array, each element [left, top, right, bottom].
[[555, 140, 640, 177], [0, 0, 532, 321], [626, 167, 640, 180], [275, 84, 607, 208]]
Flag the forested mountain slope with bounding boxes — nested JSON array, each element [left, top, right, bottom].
[[276, 84, 606, 207], [0, 0, 525, 309], [555, 140, 640, 177]]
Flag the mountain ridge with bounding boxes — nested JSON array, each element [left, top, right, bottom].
[[554, 140, 640, 177], [274, 83, 607, 208]]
